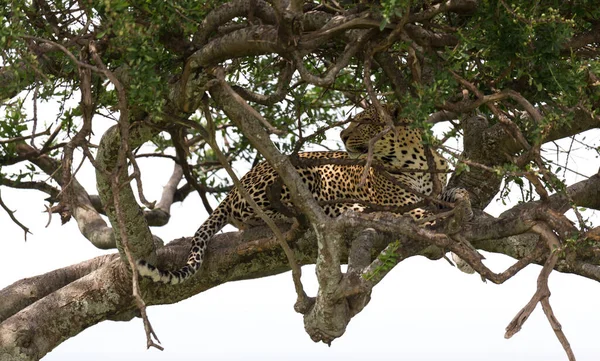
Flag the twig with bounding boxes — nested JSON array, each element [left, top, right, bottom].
[[363, 55, 393, 130], [417, 207, 459, 225], [20, 35, 105, 74], [306, 15, 388, 41], [128, 151, 156, 209], [423, 143, 443, 197], [358, 125, 394, 187], [449, 70, 532, 151], [39, 119, 67, 155], [319, 198, 427, 215], [0, 189, 32, 240], [359, 56, 396, 187], [89, 42, 155, 210], [292, 116, 354, 154], [541, 298, 575, 361], [0, 127, 51, 144], [31, 84, 39, 148], [0, 178, 60, 199], [60, 46, 94, 219]]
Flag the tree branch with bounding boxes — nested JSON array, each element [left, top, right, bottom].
[[13, 142, 117, 249], [193, 0, 276, 46]]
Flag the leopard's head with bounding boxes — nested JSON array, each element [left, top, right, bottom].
[[340, 105, 416, 161]]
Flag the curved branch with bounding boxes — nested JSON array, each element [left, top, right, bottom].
[[188, 25, 283, 69], [95, 124, 157, 258], [193, 0, 277, 46], [293, 29, 373, 86], [232, 61, 294, 105]]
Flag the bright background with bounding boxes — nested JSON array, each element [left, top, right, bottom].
[[1, 104, 599, 360]]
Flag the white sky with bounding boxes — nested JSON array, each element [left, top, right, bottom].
[[1, 103, 600, 360]]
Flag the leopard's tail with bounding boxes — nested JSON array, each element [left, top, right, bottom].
[[136, 202, 230, 284]]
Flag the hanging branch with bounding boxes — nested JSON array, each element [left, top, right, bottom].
[[505, 223, 575, 361]]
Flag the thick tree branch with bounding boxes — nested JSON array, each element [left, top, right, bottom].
[[4, 181, 600, 360], [404, 24, 458, 48], [0, 254, 118, 323]]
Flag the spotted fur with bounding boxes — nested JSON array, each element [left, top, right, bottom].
[[137, 106, 450, 284]]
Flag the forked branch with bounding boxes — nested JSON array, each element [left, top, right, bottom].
[[505, 223, 575, 361]]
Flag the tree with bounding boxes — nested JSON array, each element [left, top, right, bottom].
[[1, 0, 599, 360]]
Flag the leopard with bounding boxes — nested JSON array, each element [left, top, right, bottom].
[[137, 105, 452, 284]]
